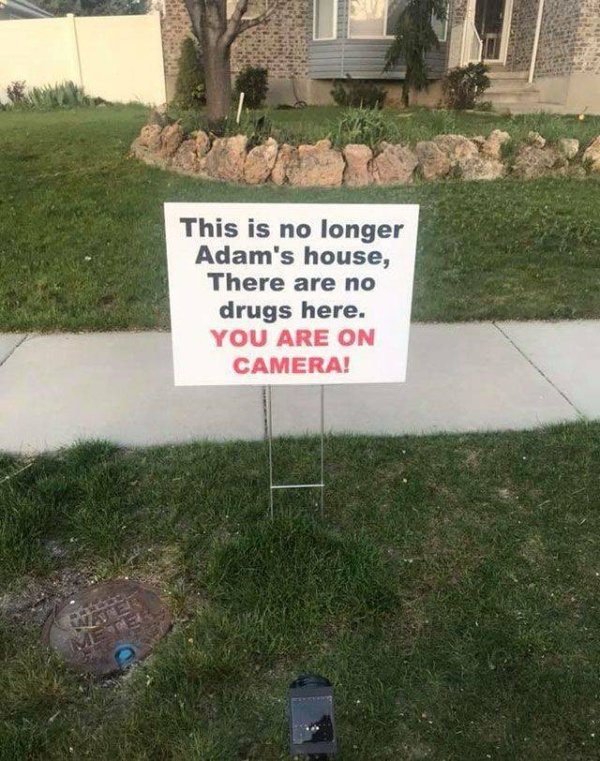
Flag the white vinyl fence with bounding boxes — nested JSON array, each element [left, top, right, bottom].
[[0, 12, 166, 105]]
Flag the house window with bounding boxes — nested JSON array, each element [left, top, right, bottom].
[[314, 0, 337, 40], [226, 0, 267, 19], [349, 0, 407, 38], [349, 0, 448, 39], [431, 5, 448, 42]]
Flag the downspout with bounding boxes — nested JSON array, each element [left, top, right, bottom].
[[528, 0, 545, 84], [340, 0, 346, 78]]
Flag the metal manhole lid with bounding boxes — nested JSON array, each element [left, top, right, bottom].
[[42, 579, 171, 676]]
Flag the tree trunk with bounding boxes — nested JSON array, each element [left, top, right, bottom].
[[402, 77, 410, 108], [203, 42, 232, 122]]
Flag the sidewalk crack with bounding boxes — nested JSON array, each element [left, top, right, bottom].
[[0, 334, 30, 369], [493, 323, 586, 419]]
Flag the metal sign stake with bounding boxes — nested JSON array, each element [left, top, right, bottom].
[[267, 385, 325, 519]]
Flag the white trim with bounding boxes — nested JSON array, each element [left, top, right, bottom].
[[313, 0, 338, 41], [498, 0, 514, 64], [460, 0, 476, 65], [528, 0, 544, 82]]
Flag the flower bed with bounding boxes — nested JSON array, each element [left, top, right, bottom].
[[131, 121, 600, 187]]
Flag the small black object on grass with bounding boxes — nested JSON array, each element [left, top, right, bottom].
[[288, 674, 337, 759]]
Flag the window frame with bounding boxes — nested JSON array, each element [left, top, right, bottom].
[[347, 0, 449, 41], [313, 0, 338, 41], [347, 0, 401, 39], [432, 7, 448, 42]]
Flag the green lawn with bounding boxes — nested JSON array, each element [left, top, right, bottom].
[[1, 423, 600, 760], [1, 105, 600, 331]]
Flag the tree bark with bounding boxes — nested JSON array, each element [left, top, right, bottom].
[[402, 79, 410, 108], [204, 41, 232, 122], [182, 0, 282, 123]]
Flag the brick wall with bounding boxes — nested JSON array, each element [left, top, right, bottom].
[[161, 0, 310, 99], [231, 0, 310, 79], [505, 0, 538, 72], [572, 0, 600, 74], [535, 0, 583, 78], [162, 0, 193, 93], [506, 0, 596, 78]]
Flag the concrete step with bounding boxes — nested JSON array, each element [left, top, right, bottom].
[[487, 80, 538, 93], [487, 69, 529, 80], [486, 90, 541, 104]]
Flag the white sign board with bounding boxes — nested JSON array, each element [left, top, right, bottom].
[[164, 203, 419, 387]]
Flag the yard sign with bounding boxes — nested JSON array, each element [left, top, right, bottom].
[[164, 203, 419, 387]]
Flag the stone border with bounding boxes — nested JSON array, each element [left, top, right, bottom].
[[131, 122, 600, 187]]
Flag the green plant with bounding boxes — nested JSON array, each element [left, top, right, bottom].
[[238, 112, 274, 147], [331, 77, 387, 109], [385, 0, 448, 107], [443, 63, 491, 110], [23, 81, 92, 109], [234, 65, 269, 110], [333, 107, 396, 149], [7, 81, 26, 105], [173, 36, 205, 110]]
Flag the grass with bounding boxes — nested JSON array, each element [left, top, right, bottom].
[[1, 105, 600, 331], [1, 423, 600, 759]]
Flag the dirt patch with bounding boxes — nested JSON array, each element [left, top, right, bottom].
[[0, 568, 92, 629]]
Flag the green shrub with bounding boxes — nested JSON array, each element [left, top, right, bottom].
[[7, 81, 26, 105], [331, 77, 387, 109], [234, 65, 269, 109], [174, 36, 205, 110], [333, 107, 396, 149], [23, 82, 92, 109], [443, 63, 490, 110]]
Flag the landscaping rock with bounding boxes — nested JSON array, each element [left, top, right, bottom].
[[171, 139, 201, 175], [459, 156, 506, 181], [271, 143, 297, 185], [138, 123, 162, 152], [195, 130, 211, 159], [415, 140, 451, 180], [244, 138, 279, 185], [159, 123, 185, 158], [527, 131, 546, 148], [583, 135, 600, 172], [343, 144, 373, 186], [471, 135, 486, 148], [482, 129, 511, 160], [287, 139, 344, 188], [433, 134, 479, 164], [130, 137, 167, 168], [372, 142, 418, 185], [558, 138, 579, 160], [513, 145, 561, 179], [204, 134, 248, 183]]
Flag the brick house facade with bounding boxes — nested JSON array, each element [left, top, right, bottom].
[[160, 0, 311, 103], [159, 0, 600, 114]]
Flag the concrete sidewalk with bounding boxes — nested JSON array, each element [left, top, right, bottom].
[[1, 322, 598, 454]]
